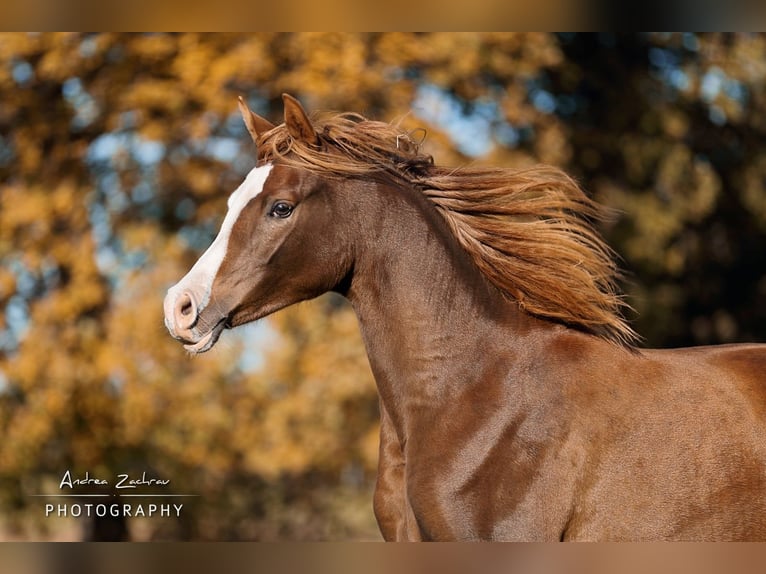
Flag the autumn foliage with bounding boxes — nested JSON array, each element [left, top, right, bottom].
[[1, 33, 765, 540]]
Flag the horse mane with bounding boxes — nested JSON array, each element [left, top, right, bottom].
[[257, 111, 638, 346]]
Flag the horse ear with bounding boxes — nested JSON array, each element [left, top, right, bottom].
[[282, 93, 319, 146], [237, 96, 275, 144]]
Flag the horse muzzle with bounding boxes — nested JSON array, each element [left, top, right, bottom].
[[163, 288, 226, 354]]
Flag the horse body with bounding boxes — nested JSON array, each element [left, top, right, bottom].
[[339, 173, 766, 540], [163, 94, 766, 541]]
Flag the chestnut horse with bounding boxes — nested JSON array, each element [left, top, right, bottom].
[[164, 94, 766, 541]]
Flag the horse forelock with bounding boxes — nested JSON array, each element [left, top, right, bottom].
[[258, 112, 433, 179], [257, 111, 638, 346]]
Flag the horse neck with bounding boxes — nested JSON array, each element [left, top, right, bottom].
[[341, 177, 538, 432]]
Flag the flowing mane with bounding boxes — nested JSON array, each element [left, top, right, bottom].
[[257, 111, 637, 346]]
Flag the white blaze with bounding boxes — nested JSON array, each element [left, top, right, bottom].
[[167, 163, 273, 314]]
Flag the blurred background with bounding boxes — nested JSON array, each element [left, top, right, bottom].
[[0, 32, 765, 541]]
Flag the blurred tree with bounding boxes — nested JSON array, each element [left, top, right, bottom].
[[0, 33, 764, 540], [548, 33, 766, 346]]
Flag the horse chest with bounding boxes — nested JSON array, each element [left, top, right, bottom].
[[399, 419, 579, 541]]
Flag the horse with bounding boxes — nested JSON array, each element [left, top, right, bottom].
[[163, 93, 766, 541]]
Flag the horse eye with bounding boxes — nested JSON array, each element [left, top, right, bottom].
[[270, 201, 294, 218]]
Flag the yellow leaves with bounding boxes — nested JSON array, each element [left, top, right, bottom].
[[600, 143, 721, 276], [129, 34, 178, 63], [0, 32, 41, 60], [212, 296, 378, 483], [375, 33, 560, 99], [0, 406, 53, 473], [534, 123, 572, 166], [183, 160, 219, 197], [616, 205, 670, 273], [172, 36, 217, 91], [375, 33, 422, 68], [35, 34, 82, 83], [1, 360, 84, 474], [279, 34, 375, 107], [244, 393, 313, 478], [167, 35, 266, 115], [656, 145, 721, 224], [359, 424, 381, 471], [50, 183, 85, 226], [30, 283, 102, 326], [518, 32, 564, 71], [0, 182, 89, 258], [158, 156, 228, 202], [120, 79, 186, 140], [215, 37, 276, 87], [0, 185, 44, 243], [619, 135, 721, 227], [119, 221, 161, 253], [232, 296, 377, 480], [661, 108, 690, 139], [0, 268, 15, 303]]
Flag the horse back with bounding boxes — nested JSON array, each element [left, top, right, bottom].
[[649, 342, 766, 413]]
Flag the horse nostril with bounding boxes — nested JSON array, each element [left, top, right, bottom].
[[174, 291, 198, 331]]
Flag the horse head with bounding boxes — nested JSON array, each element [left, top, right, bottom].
[[163, 94, 353, 353]]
